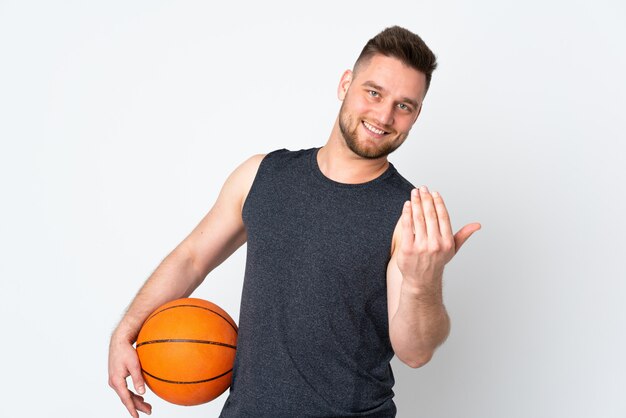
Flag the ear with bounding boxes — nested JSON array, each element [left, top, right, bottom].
[[337, 70, 353, 101]]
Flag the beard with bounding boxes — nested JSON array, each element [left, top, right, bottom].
[[338, 102, 407, 160]]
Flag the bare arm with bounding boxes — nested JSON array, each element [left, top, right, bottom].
[[108, 154, 264, 417], [387, 186, 480, 368]]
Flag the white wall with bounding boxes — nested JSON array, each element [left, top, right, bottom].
[[1, 1, 624, 417]]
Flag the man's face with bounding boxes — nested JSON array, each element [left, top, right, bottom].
[[337, 54, 427, 159]]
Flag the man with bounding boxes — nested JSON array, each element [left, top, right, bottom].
[[109, 26, 481, 417]]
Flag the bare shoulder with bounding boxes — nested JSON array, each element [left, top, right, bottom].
[[235, 153, 266, 177], [230, 154, 265, 184], [220, 154, 266, 211], [176, 154, 266, 278], [389, 216, 403, 259]]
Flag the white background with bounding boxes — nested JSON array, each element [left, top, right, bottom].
[[1, 1, 625, 417]]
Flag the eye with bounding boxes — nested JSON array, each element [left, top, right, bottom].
[[368, 90, 380, 97], [397, 103, 412, 112]]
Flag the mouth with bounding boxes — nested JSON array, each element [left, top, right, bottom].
[[362, 120, 389, 137]]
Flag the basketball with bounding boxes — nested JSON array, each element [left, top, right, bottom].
[[135, 298, 238, 406]]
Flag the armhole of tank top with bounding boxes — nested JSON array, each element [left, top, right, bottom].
[[387, 170, 416, 258], [241, 150, 283, 219]]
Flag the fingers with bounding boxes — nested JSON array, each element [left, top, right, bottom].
[[110, 377, 140, 418], [417, 186, 440, 238], [129, 361, 146, 396], [409, 186, 441, 240], [132, 392, 152, 415], [406, 186, 478, 252], [410, 188, 427, 239], [432, 191, 453, 239], [401, 201, 415, 247], [111, 379, 152, 417], [109, 337, 152, 417], [453, 222, 482, 254]]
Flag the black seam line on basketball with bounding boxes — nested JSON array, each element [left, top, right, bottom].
[[144, 304, 238, 334], [136, 338, 236, 349], [141, 368, 232, 385]]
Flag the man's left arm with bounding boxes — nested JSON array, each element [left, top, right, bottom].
[[387, 186, 481, 368]]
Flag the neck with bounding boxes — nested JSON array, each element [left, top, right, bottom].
[[317, 118, 390, 184]]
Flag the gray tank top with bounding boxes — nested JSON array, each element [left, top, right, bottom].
[[220, 148, 414, 417]]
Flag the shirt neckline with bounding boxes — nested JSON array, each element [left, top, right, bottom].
[[309, 147, 396, 189]]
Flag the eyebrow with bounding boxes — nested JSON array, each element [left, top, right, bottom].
[[362, 80, 420, 109]]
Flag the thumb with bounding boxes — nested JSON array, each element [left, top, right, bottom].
[[129, 358, 146, 395], [453, 222, 481, 254]]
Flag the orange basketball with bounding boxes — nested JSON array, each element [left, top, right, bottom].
[[135, 298, 238, 406]]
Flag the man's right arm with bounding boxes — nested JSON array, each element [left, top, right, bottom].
[[108, 153, 265, 418]]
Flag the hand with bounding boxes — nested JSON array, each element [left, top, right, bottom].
[[108, 334, 152, 417], [397, 186, 481, 288]]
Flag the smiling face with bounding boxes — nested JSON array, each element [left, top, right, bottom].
[[337, 54, 427, 159]]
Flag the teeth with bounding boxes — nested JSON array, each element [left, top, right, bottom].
[[363, 121, 386, 135]]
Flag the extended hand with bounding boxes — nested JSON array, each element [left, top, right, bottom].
[[397, 186, 481, 287], [108, 335, 152, 417]]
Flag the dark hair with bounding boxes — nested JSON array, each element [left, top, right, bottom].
[[354, 26, 438, 94]]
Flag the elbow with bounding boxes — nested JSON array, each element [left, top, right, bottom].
[[401, 351, 433, 369]]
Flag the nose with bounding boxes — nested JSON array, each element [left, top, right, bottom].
[[373, 102, 395, 128]]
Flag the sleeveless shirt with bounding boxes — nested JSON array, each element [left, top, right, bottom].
[[219, 148, 415, 417]]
